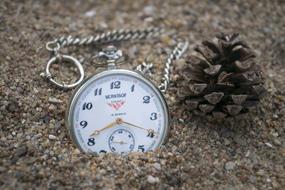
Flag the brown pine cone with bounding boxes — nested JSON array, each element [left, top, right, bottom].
[[177, 33, 266, 119]]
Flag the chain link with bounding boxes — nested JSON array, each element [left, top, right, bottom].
[[158, 41, 189, 92], [47, 27, 163, 52], [45, 27, 188, 92]]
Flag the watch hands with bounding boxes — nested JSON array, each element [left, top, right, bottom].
[[90, 118, 156, 137], [111, 141, 128, 145], [89, 118, 122, 137], [120, 120, 157, 136]]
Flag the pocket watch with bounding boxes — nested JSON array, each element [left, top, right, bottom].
[[43, 28, 188, 154]]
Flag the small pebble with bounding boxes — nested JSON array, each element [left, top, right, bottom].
[[143, 5, 155, 16], [84, 10, 96, 17], [48, 97, 63, 104], [272, 180, 280, 188], [273, 114, 278, 119], [15, 146, 28, 157], [7, 135, 13, 140], [224, 138, 231, 146], [265, 142, 273, 148], [249, 175, 256, 183], [0, 166, 6, 172], [7, 102, 19, 112], [153, 163, 161, 170], [42, 115, 50, 123], [234, 135, 247, 146], [73, 149, 81, 155], [272, 132, 279, 137], [245, 150, 250, 157], [273, 139, 281, 146], [48, 104, 56, 111], [48, 135, 57, 140], [257, 169, 265, 176], [147, 175, 160, 184], [225, 161, 235, 170], [33, 133, 42, 140]]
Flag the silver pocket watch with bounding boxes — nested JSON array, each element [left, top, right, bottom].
[[42, 28, 188, 154]]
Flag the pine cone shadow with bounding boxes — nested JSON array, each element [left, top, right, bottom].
[[182, 107, 263, 145]]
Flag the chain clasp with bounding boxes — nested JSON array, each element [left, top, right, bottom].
[[41, 55, 84, 89]]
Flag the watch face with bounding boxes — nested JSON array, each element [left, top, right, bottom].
[[66, 70, 169, 154]]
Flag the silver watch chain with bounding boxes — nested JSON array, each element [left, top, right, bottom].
[[42, 28, 189, 93]]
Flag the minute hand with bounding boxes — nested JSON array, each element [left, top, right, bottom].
[[122, 121, 156, 134]]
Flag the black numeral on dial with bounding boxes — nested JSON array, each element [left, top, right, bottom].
[[131, 84, 135, 92], [143, 96, 150, 104], [82, 102, 92, 110], [138, 145, 145, 152], [147, 130, 155, 138], [80, 120, 88, 128], [94, 88, 102, 96], [150, 112, 157, 120], [87, 138, 95, 146], [111, 81, 121, 89]]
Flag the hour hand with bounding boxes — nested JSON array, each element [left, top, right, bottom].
[[90, 121, 116, 137]]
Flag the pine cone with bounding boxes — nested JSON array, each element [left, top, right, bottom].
[[177, 33, 266, 119]]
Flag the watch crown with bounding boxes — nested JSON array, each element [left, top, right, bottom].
[[95, 45, 126, 70], [98, 45, 123, 61]]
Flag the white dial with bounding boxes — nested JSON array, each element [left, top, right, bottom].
[[66, 69, 169, 154]]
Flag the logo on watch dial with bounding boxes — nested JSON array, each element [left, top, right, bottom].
[[108, 100, 125, 110]]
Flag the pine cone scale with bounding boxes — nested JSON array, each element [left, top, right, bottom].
[[195, 45, 219, 63], [204, 92, 224, 105], [225, 105, 243, 116], [199, 104, 215, 113], [203, 65, 222, 75], [231, 95, 248, 105], [190, 83, 207, 94], [234, 60, 253, 71]]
